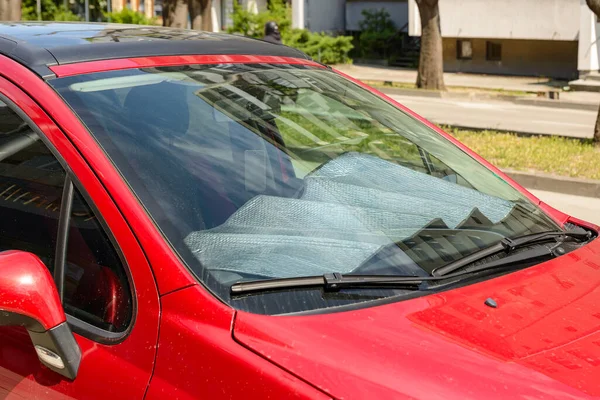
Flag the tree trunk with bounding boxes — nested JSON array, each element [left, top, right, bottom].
[[415, 0, 445, 90], [188, 0, 202, 29], [586, 0, 600, 142], [163, 0, 188, 28], [594, 103, 600, 143], [200, 0, 212, 32], [587, 0, 600, 16], [0, 0, 22, 21], [188, 0, 212, 31]]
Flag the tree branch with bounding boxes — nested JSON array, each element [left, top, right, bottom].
[[587, 0, 600, 17], [416, 0, 439, 7]]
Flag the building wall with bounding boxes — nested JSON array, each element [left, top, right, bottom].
[[578, 0, 600, 72], [306, 0, 346, 32], [346, 0, 408, 32], [443, 38, 578, 79], [409, 0, 579, 41]]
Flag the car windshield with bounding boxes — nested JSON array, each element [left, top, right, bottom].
[[51, 63, 559, 314]]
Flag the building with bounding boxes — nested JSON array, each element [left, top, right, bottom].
[[291, 0, 408, 33], [110, 0, 267, 32], [408, 0, 580, 79]]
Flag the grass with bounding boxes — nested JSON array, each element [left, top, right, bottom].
[[443, 126, 600, 180]]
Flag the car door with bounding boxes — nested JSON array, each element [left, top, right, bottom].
[[0, 76, 160, 399]]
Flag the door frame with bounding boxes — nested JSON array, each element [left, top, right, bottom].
[[0, 66, 160, 398]]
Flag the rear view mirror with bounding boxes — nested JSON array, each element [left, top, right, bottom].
[[0, 250, 81, 379]]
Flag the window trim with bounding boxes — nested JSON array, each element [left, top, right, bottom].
[[486, 41, 502, 62], [54, 176, 74, 301], [0, 92, 137, 345], [456, 39, 473, 60]]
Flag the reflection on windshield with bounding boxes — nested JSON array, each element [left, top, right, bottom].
[[51, 64, 559, 313]]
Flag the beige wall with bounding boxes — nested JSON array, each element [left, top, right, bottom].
[[410, 0, 579, 41], [442, 38, 578, 79]]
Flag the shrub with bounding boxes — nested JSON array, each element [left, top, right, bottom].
[[105, 8, 156, 25], [358, 8, 396, 59], [22, 0, 81, 21], [284, 29, 353, 64], [228, 0, 291, 38]]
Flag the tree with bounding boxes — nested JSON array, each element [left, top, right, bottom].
[[586, 0, 600, 142], [0, 0, 22, 20], [21, 0, 80, 21], [163, 0, 188, 28], [188, 0, 212, 31], [106, 8, 156, 25], [415, 0, 445, 90]]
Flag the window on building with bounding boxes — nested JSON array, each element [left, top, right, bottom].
[[456, 40, 472, 60], [0, 100, 132, 333], [486, 41, 502, 62]]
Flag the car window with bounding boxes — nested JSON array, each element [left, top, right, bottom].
[[0, 100, 131, 332]]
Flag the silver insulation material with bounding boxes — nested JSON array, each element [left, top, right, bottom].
[[185, 152, 515, 278]]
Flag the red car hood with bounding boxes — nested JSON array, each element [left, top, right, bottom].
[[234, 239, 600, 399]]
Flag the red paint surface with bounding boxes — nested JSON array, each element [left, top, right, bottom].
[[0, 251, 65, 330], [50, 55, 324, 77], [146, 285, 331, 400], [0, 65, 160, 399], [235, 238, 600, 399]]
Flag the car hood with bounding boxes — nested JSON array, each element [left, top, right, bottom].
[[233, 238, 600, 400]]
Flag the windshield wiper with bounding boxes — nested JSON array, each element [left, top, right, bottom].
[[431, 229, 591, 276], [231, 273, 425, 295], [230, 230, 592, 296], [230, 253, 541, 295]]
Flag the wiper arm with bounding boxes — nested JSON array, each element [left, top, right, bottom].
[[231, 230, 592, 296], [230, 248, 547, 295], [432, 229, 590, 277], [231, 273, 424, 295]]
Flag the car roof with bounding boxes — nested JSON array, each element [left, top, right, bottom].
[[0, 22, 310, 78]]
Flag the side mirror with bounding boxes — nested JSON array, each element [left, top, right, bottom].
[[0, 250, 81, 379]]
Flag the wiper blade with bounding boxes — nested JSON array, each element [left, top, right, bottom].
[[230, 250, 542, 296], [231, 273, 424, 295], [230, 230, 592, 296], [432, 229, 590, 277]]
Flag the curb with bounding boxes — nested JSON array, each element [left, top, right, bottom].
[[513, 98, 599, 112], [377, 87, 599, 112], [502, 169, 600, 198]]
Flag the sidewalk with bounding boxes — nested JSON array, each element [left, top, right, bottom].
[[333, 64, 600, 110]]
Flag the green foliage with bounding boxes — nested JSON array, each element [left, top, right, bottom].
[[227, 0, 353, 65], [228, 0, 291, 38], [22, 0, 81, 21], [358, 8, 396, 59], [284, 29, 353, 64], [105, 8, 156, 25]]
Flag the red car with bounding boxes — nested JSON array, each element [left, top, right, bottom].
[[0, 22, 598, 400]]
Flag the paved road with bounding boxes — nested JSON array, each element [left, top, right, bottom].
[[389, 94, 596, 139], [530, 189, 600, 225]]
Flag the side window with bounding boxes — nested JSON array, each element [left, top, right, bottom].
[[0, 100, 132, 333], [64, 188, 132, 332], [0, 102, 64, 269]]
